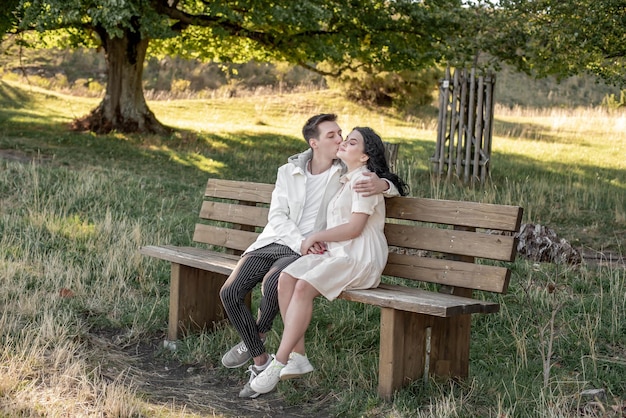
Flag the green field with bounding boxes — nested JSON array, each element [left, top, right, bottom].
[[0, 79, 624, 417]]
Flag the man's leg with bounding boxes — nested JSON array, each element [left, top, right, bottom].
[[219, 244, 298, 366], [220, 254, 273, 367], [257, 253, 300, 336], [220, 244, 299, 398]]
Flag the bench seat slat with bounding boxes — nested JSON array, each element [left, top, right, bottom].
[[199, 201, 269, 228], [339, 283, 500, 317], [384, 253, 510, 293], [385, 224, 517, 261], [139, 245, 239, 275], [193, 224, 259, 251]]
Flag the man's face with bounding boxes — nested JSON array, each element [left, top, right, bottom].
[[312, 120, 343, 159]]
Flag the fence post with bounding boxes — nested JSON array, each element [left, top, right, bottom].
[[384, 142, 400, 173]]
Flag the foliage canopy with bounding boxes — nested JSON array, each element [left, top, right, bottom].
[[13, 0, 463, 74], [6, 0, 466, 133], [474, 0, 626, 87], [3, 0, 623, 134]]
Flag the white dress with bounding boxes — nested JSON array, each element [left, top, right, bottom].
[[282, 166, 387, 300]]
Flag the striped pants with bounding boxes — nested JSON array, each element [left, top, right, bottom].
[[219, 243, 300, 358]]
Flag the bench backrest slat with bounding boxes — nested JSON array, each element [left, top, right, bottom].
[[385, 224, 517, 262], [384, 253, 510, 293], [194, 224, 259, 252], [199, 201, 269, 228], [205, 178, 273, 203], [386, 196, 522, 232]]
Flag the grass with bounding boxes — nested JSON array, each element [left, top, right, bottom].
[[0, 78, 624, 417]]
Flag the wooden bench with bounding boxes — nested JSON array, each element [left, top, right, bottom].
[[140, 178, 523, 399]]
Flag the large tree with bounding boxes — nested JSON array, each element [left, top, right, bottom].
[[469, 0, 626, 87], [0, 0, 20, 39], [8, 0, 465, 134]]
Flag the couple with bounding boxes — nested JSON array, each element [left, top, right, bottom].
[[219, 113, 408, 398]]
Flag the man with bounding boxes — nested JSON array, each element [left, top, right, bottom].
[[219, 114, 398, 398]]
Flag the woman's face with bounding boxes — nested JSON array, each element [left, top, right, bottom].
[[337, 129, 368, 169]]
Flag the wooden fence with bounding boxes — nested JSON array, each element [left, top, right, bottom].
[[432, 67, 496, 184], [384, 142, 399, 173]]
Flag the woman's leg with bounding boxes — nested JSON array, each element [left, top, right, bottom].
[[277, 272, 297, 321], [250, 276, 320, 394], [275, 277, 320, 365], [277, 272, 306, 356]]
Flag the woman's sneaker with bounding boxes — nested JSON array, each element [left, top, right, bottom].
[[250, 357, 285, 394], [280, 352, 314, 380]]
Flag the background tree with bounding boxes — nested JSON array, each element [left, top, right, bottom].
[[469, 0, 626, 88], [10, 0, 465, 134], [324, 66, 442, 112]]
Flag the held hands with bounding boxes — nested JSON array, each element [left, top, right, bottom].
[[352, 172, 389, 197], [300, 236, 327, 255]]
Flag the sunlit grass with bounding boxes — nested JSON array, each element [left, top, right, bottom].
[[494, 105, 626, 173], [150, 89, 436, 142]]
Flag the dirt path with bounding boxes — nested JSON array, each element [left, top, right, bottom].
[[90, 332, 331, 418]]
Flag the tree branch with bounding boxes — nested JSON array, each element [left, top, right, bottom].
[[150, 0, 341, 47], [297, 60, 367, 78]]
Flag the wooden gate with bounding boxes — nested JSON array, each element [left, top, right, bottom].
[[432, 67, 496, 184]]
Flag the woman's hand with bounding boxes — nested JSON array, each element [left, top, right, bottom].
[[301, 236, 327, 255]]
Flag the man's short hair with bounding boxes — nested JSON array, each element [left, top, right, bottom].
[[302, 113, 337, 145]]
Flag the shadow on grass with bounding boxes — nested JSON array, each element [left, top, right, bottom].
[[2, 111, 624, 191], [0, 80, 33, 108], [1, 95, 623, 215], [493, 119, 561, 143], [492, 118, 599, 145]]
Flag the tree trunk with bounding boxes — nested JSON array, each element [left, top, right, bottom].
[[71, 25, 171, 135]]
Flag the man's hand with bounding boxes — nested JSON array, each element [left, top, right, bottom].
[[353, 172, 390, 197], [300, 237, 327, 255]]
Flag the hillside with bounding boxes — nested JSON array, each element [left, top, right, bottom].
[[0, 42, 622, 109]]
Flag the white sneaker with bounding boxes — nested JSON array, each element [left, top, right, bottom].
[[280, 352, 314, 380], [250, 357, 285, 394]]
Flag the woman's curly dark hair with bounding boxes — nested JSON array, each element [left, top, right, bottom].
[[354, 127, 409, 196]]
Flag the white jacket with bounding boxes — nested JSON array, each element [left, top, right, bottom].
[[244, 149, 398, 255]]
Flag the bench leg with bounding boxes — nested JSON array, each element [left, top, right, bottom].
[[377, 307, 471, 399], [168, 263, 228, 341]]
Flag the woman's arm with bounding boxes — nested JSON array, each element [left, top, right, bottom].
[[301, 212, 369, 254]]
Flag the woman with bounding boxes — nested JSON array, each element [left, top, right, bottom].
[[250, 127, 408, 394]]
